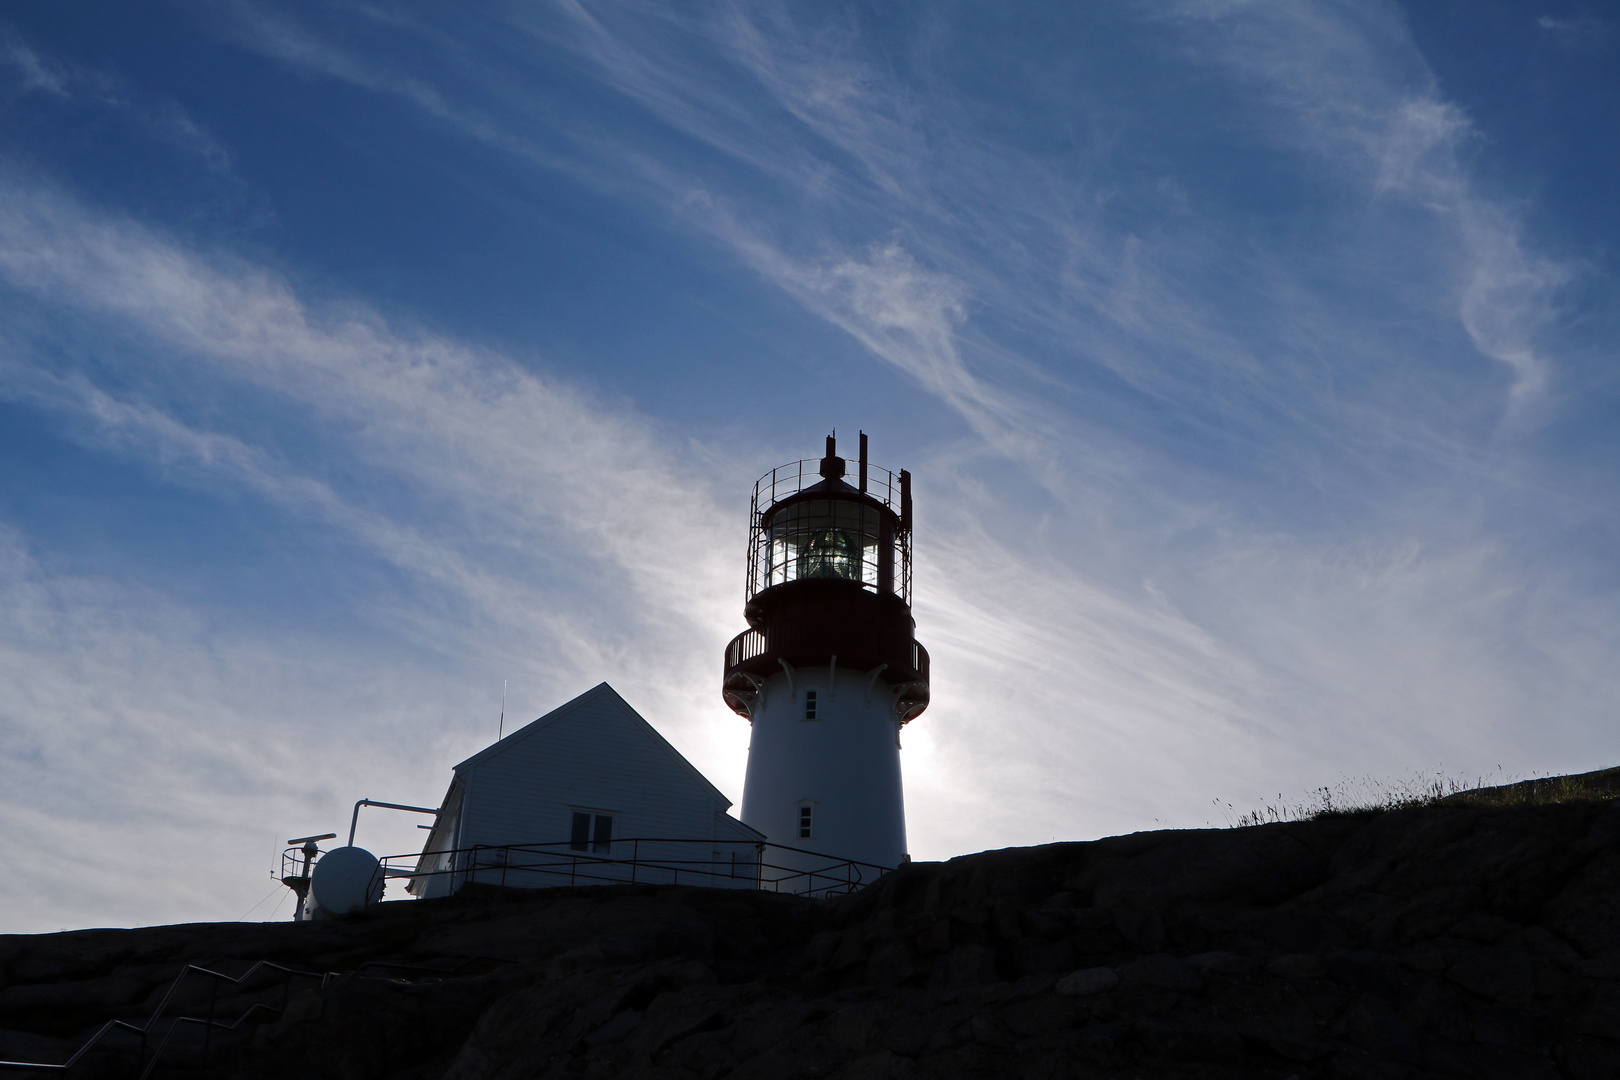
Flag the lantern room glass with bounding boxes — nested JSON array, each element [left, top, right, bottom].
[[764, 499, 887, 591]]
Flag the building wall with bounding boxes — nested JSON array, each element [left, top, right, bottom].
[[407, 779, 465, 899], [741, 665, 907, 884], [449, 687, 760, 890]]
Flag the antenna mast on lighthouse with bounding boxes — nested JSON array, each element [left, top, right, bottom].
[[722, 433, 929, 883]]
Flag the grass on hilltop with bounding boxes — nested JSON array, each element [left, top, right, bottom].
[[1216, 765, 1620, 829]]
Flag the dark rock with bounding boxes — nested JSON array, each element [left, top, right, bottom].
[[912, 916, 950, 956], [1110, 983, 1180, 1017], [1519, 924, 1583, 968], [1446, 946, 1535, 1005], [829, 929, 869, 971], [0, 974, 147, 1010], [996, 993, 1076, 1038], [1084, 823, 1331, 912], [1075, 1020, 1126, 1061], [968, 1012, 1012, 1048], [1004, 937, 1073, 978], [1068, 907, 1113, 930], [1561, 1037, 1620, 1080], [1449, 912, 1516, 942], [1393, 885, 1485, 943], [1062, 907, 1115, 955], [1573, 982, 1620, 1038], [0, 1028, 78, 1067], [1121, 953, 1202, 992], [1020, 909, 1068, 938], [1295, 977, 1357, 1019], [1054, 967, 1117, 997], [864, 942, 919, 986], [1545, 849, 1620, 957], [1239, 1015, 1338, 1061], [879, 1012, 931, 1058], [1235, 905, 1348, 952], [929, 944, 996, 989], [1327, 950, 1403, 1001], [1186, 950, 1262, 977], [1334, 994, 1423, 1063], [1133, 1014, 1245, 1063], [805, 930, 841, 968], [1266, 952, 1328, 980], [1438, 1044, 1564, 1080], [1400, 976, 1470, 1042], [1110, 908, 1164, 951], [1469, 1002, 1546, 1047], [1394, 939, 1454, 973], [1329, 1050, 1409, 1079], [827, 999, 888, 1051], [1576, 955, 1620, 979], [2, 792, 1616, 1078]]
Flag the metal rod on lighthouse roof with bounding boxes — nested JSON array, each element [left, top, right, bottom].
[[900, 470, 912, 532], [859, 432, 868, 493]]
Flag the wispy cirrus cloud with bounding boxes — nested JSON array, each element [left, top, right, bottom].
[[0, 173, 1309, 926], [1160, 1, 1570, 409], [210, 3, 1577, 461], [0, 177, 761, 928], [3, 4, 1617, 933], [1, 27, 69, 96], [1537, 14, 1613, 53]]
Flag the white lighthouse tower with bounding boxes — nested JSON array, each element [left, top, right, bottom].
[[722, 433, 930, 886]]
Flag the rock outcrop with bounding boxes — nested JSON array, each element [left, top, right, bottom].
[[4, 789, 1620, 1078]]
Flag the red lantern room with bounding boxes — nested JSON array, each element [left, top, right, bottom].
[[722, 433, 930, 725]]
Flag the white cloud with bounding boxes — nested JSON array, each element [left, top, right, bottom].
[[0, 180, 763, 930], [1537, 14, 1613, 53], [0, 29, 69, 97], [4, 4, 1617, 932], [1160, 1, 1571, 408]]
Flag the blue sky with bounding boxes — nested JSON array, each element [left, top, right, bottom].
[[1, 1, 1617, 932]]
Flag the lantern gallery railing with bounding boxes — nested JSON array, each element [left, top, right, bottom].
[[725, 627, 929, 685], [745, 458, 914, 605], [726, 628, 767, 667], [754, 458, 907, 517], [385, 837, 894, 900]]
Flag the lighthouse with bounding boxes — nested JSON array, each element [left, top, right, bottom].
[[722, 433, 930, 880]]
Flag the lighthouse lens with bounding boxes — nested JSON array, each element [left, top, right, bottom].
[[761, 497, 889, 592], [799, 528, 859, 581]]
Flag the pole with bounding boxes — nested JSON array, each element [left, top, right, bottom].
[[498, 680, 507, 741], [348, 799, 439, 846]]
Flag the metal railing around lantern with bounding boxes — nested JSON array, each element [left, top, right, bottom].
[[744, 459, 912, 606]]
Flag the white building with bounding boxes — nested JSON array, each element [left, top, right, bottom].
[[408, 682, 764, 896]]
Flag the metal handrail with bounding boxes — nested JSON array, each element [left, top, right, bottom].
[[0, 960, 334, 1076], [753, 459, 906, 516], [0, 956, 515, 1077], [392, 836, 893, 899]]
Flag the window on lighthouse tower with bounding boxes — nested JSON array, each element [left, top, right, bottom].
[[798, 804, 814, 839]]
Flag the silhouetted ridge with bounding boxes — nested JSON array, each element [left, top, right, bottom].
[[3, 774, 1618, 1078]]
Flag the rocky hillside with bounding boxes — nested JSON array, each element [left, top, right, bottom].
[[4, 782, 1620, 1079]]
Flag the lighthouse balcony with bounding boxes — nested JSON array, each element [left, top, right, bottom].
[[722, 622, 929, 722]]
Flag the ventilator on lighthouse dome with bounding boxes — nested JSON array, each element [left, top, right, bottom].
[[723, 433, 929, 879]]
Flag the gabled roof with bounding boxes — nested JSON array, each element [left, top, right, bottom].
[[453, 682, 733, 808]]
